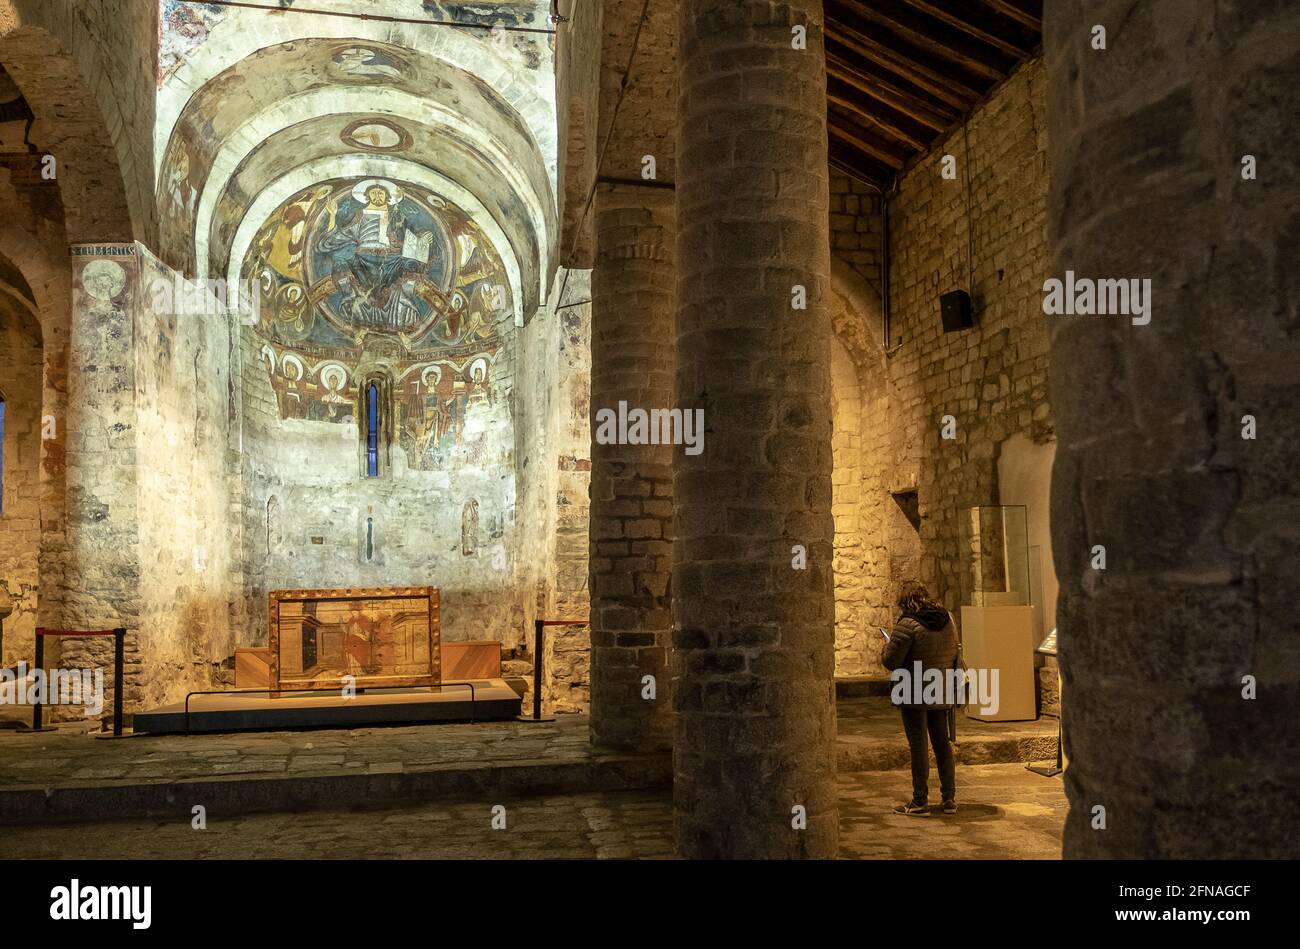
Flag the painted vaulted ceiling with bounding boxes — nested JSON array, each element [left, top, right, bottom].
[[154, 0, 558, 326]]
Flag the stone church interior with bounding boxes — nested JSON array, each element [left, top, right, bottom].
[[0, 0, 1294, 886]]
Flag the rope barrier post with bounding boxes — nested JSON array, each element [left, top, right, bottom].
[[32, 631, 43, 732], [21, 627, 123, 736], [517, 619, 553, 723], [516, 619, 586, 723], [112, 628, 126, 737]]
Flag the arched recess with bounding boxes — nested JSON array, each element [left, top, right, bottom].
[[827, 259, 896, 675], [228, 155, 527, 330], [200, 107, 543, 322], [154, 9, 557, 185], [0, 247, 42, 669], [0, 5, 138, 243], [156, 37, 557, 317], [0, 228, 72, 652]]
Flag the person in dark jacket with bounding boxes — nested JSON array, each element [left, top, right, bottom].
[[881, 579, 960, 816]]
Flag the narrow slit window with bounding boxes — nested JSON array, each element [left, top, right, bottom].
[[366, 382, 379, 477]]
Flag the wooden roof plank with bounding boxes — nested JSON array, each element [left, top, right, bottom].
[[826, 86, 931, 152], [979, 0, 1042, 33], [826, 14, 986, 110], [895, 0, 1034, 58], [828, 119, 909, 170], [829, 150, 891, 191], [837, 0, 1013, 82], [826, 49, 959, 131]]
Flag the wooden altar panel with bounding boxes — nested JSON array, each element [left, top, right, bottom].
[[441, 640, 502, 680], [268, 586, 440, 692], [235, 647, 271, 689]]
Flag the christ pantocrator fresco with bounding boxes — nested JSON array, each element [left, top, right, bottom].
[[245, 176, 512, 470], [313, 179, 445, 331]]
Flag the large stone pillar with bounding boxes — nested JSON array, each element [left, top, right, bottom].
[[58, 244, 143, 712], [673, 0, 837, 858], [588, 184, 676, 752], [1045, 3, 1300, 857]]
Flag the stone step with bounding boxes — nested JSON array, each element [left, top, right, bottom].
[[835, 675, 894, 699], [836, 696, 1060, 773], [837, 729, 1058, 773], [0, 751, 672, 826]]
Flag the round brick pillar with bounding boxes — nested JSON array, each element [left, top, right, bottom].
[[1046, 3, 1300, 858], [588, 184, 676, 753], [673, 0, 838, 858]]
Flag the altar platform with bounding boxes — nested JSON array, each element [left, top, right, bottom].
[[132, 679, 522, 735]]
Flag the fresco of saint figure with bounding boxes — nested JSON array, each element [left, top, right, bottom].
[[313, 179, 448, 331], [330, 45, 409, 82]]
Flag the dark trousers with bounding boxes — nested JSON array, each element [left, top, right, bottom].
[[900, 706, 956, 805]]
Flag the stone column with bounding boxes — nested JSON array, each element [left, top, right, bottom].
[[57, 244, 143, 714], [588, 184, 676, 752], [673, 0, 837, 858], [1045, 4, 1300, 857]]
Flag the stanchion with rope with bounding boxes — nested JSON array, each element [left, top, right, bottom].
[[517, 618, 586, 723], [18, 627, 128, 737]]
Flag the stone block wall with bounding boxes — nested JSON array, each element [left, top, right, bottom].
[[58, 245, 144, 712], [0, 150, 72, 666], [516, 269, 592, 714], [829, 170, 883, 291], [886, 56, 1053, 614], [826, 56, 1055, 676], [237, 317, 530, 652], [550, 296, 593, 712], [0, 293, 41, 669], [7, 0, 158, 242], [132, 247, 239, 708], [52, 246, 240, 715]]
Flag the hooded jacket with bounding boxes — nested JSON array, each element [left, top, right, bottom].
[[881, 606, 961, 708]]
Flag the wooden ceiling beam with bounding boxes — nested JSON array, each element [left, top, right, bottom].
[[829, 149, 892, 192], [979, 0, 1042, 33], [826, 86, 930, 152], [836, 0, 1011, 83], [828, 118, 909, 170], [826, 50, 958, 131], [826, 13, 985, 111], [895, 0, 1034, 59]]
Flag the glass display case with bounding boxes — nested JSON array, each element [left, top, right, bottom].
[[959, 505, 1030, 607]]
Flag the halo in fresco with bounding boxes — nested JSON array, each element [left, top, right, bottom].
[[341, 117, 413, 153]]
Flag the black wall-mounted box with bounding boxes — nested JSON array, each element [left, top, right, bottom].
[[940, 289, 975, 332]]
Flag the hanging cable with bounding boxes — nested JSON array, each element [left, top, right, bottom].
[[186, 1, 556, 34], [963, 117, 974, 302]]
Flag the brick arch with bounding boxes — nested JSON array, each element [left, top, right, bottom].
[[829, 257, 886, 383], [827, 258, 896, 675], [0, 226, 71, 634], [0, 13, 136, 243], [0, 225, 71, 342]]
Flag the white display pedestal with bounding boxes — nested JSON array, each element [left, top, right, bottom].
[[960, 605, 1036, 722]]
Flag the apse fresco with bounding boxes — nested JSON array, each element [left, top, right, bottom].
[[245, 176, 511, 469]]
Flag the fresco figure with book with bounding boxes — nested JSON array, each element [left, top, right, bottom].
[[311, 177, 451, 333]]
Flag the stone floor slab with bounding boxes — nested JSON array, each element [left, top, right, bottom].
[[0, 763, 1064, 859]]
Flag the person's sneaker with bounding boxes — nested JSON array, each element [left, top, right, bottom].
[[941, 799, 957, 815], [893, 800, 930, 816]]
